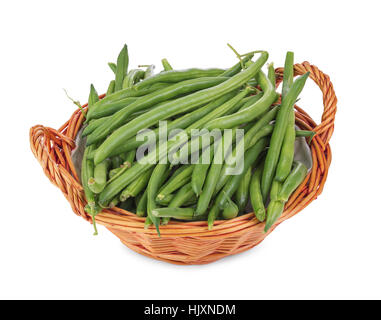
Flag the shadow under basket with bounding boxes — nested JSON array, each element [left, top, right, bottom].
[[29, 62, 337, 265]]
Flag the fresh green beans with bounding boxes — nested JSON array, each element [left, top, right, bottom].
[[88, 77, 228, 147], [191, 145, 213, 196], [236, 166, 252, 213], [134, 68, 225, 90], [207, 203, 220, 230], [222, 197, 239, 220], [88, 159, 111, 193], [249, 164, 266, 221], [123, 69, 145, 89], [152, 207, 195, 220], [161, 59, 173, 71], [136, 190, 148, 217], [95, 52, 268, 164], [120, 168, 153, 201], [114, 44, 129, 91], [205, 70, 278, 130], [106, 80, 115, 95], [278, 161, 308, 202], [168, 183, 196, 208], [147, 163, 169, 234], [261, 72, 309, 200], [275, 52, 295, 182], [157, 165, 194, 200]]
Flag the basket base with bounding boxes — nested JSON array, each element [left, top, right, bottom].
[[107, 226, 267, 265]]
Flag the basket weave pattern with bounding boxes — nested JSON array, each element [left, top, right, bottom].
[[29, 62, 337, 265]]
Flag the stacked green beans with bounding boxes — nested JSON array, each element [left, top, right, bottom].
[[80, 44, 312, 235]]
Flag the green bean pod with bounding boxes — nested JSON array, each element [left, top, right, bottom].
[[207, 203, 221, 230], [219, 53, 254, 77], [156, 194, 174, 206], [120, 168, 153, 202], [275, 52, 296, 182], [147, 163, 170, 235], [102, 92, 235, 158], [191, 145, 214, 196], [86, 96, 139, 121], [134, 68, 225, 90], [277, 161, 308, 202], [161, 58, 173, 71], [205, 70, 278, 130], [261, 72, 310, 200], [152, 207, 194, 220], [222, 197, 239, 220], [157, 165, 194, 200], [88, 159, 111, 194], [114, 44, 129, 91], [168, 183, 195, 208], [98, 51, 269, 204], [249, 164, 266, 222], [264, 200, 285, 233], [106, 80, 116, 95], [235, 166, 252, 213], [268, 62, 276, 87], [275, 114, 296, 182], [136, 190, 148, 217], [108, 62, 117, 74], [87, 77, 228, 147], [216, 138, 269, 210]]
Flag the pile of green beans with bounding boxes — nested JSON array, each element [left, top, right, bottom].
[[79, 44, 311, 235]]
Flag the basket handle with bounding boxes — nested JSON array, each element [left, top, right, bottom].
[[275, 61, 337, 146], [29, 125, 88, 219]]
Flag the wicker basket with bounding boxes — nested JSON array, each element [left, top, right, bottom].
[[29, 62, 337, 265]]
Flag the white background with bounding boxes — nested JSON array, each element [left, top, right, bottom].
[[1, 0, 380, 300]]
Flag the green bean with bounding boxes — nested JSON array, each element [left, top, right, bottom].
[[295, 130, 316, 140], [120, 168, 153, 201], [270, 180, 282, 201], [235, 166, 252, 213], [249, 164, 266, 222], [268, 62, 275, 87], [123, 69, 145, 89], [281, 52, 294, 97], [191, 145, 213, 196], [108, 194, 121, 208], [157, 165, 194, 200], [98, 52, 269, 203], [114, 44, 129, 91], [261, 72, 309, 200], [136, 189, 148, 217], [264, 200, 284, 233], [171, 87, 252, 164], [156, 194, 174, 206], [219, 53, 254, 77], [108, 62, 117, 74], [222, 197, 239, 220], [106, 80, 115, 95], [87, 77, 228, 147], [147, 163, 170, 234], [88, 84, 100, 107], [161, 58, 173, 71], [86, 83, 169, 121], [207, 203, 220, 230], [168, 183, 195, 208], [102, 92, 235, 158], [205, 70, 278, 130], [278, 161, 308, 202], [152, 207, 194, 220], [216, 138, 269, 210], [81, 145, 96, 213], [195, 132, 229, 216], [109, 167, 123, 179], [88, 159, 111, 193], [216, 107, 279, 193], [134, 68, 225, 90], [86, 96, 139, 121], [276, 52, 296, 182]]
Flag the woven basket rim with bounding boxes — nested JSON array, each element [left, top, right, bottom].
[[29, 61, 337, 264]]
